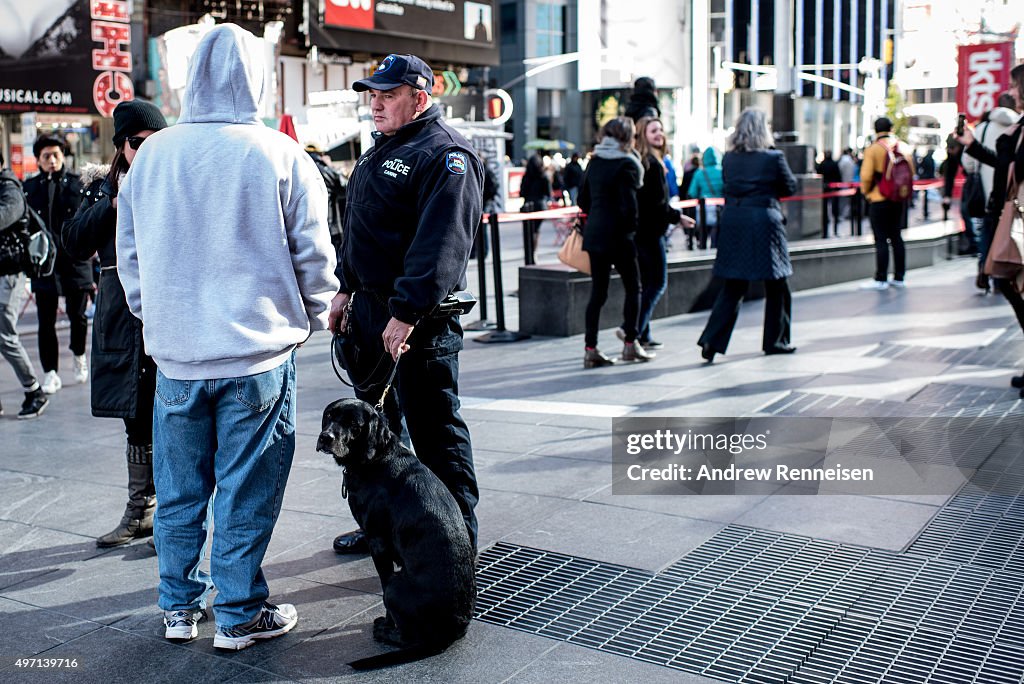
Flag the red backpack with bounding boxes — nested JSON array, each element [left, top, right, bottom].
[[876, 140, 914, 202]]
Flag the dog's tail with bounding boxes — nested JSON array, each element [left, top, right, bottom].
[[348, 643, 447, 670]]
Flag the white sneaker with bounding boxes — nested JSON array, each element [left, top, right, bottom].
[[72, 355, 89, 384], [859, 280, 889, 291], [41, 371, 62, 394], [164, 608, 206, 641], [213, 602, 298, 651], [888, 279, 907, 289]]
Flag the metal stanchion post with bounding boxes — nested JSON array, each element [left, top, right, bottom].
[[821, 191, 828, 239], [833, 194, 840, 236], [522, 207, 535, 266], [465, 216, 496, 331], [474, 214, 531, 344], [698, 198, 708, 248], [853, 189, 863, 236], [922, 187, 930, 221]]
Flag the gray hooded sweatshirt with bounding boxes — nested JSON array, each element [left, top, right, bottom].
[[117, 24, 338, 380]]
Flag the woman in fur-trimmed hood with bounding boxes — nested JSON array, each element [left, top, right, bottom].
[[61, 99, 166, 548]]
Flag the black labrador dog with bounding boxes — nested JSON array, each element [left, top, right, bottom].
[[317, 398, 476, 669]]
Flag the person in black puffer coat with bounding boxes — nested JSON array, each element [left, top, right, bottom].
[[61, 99, 167, 548], [578, 117, 652, 368], [23, 135, 90, 394], [697, 108, 798, 363]]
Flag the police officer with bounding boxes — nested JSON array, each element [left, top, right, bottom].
[[329, 54, 483, 555]]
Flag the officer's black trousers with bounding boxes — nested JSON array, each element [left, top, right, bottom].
[[341, 292, 479, 550]]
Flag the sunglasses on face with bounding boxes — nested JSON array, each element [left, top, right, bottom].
[[127, 136, 147, 150]]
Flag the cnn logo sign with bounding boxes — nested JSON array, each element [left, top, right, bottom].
[[325, 0, 374, 30], [958, 43, 1013, 124]]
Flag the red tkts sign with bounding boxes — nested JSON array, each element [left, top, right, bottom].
[[325, 0, 375, 30], [957, 42, 1014, 124]]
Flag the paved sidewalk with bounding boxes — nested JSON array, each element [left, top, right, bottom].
[[1, 256, 1022, 683]]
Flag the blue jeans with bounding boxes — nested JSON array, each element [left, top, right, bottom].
[[635, 236, 668, 343], [153, 355, 296, 629]]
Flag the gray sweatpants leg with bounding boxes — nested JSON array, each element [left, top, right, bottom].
[[0, 273, 38, 388]]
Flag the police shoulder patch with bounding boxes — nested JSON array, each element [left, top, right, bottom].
[[445, 151, 468, 175]]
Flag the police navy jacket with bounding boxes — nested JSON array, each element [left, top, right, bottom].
[[337, 104, 483, 324]]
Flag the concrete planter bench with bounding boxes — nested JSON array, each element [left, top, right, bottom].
[[518, 228, 955, 337]]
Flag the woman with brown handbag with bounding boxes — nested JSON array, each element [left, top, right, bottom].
[[958, 63, 1024, 396]]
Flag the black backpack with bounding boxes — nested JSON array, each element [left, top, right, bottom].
[[0, 178, 56, 278]]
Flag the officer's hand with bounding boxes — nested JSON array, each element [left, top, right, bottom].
[[382, 317, 414, 361], [329, 292, 350, 334], [679, 215, 697, 229]]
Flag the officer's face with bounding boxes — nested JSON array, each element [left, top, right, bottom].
[[38, 145, 64, 174], [369, 85, 426, 136]]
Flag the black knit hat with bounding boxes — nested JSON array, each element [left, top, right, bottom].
[[112, 99, 167, 146]]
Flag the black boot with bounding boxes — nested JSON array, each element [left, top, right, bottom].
[[97, 445, 157, 548]]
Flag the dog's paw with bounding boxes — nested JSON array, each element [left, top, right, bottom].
[[372, 618, 404, 646]]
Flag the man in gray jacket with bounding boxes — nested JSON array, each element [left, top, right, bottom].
[[117, 24, 338, 650]]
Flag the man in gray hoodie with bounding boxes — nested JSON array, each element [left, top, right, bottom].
[[116, 24, 338, 650]]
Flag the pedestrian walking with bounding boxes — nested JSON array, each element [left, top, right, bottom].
[[817, 151, 842, 233], [859, 117, 916, 289], [305, 143, 346, 250], [697, 108, 798, 363], [116, 24, 338, 649], [577, 116, 650, 368], [520, 152, 551, 263], [23, 135, 91, 394], [688, 146, 725, 247], [563, 152, 584, 205], [624, 76, 660, 122], [328, 52, 483, 556], [62, 99, 167, 548], [0, 152, 48, 418], [958, 64, 1024, 396]]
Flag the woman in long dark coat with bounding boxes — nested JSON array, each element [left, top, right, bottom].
[[698, 108, 798, 363], [62, 100, 167, 547]]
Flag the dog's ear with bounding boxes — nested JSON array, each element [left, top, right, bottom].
[[365, 408, 397, 462]]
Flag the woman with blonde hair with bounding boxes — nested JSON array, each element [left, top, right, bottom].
[[578, 117, 651, 367], [624, 116, 689, 349], [697, 108, 798, 363]]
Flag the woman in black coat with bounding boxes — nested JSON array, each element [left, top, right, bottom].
[[577, 117, 652, 368], [959, 63, 1024, 394], [61, 100, 167, 547], [520, 153, 551, 263], [628, 116, 691, 349], [697, 108, 798, 363]]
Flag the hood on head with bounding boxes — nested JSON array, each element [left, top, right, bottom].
[[179, 23, 264, 124], [989, 107, 1021, 127], [702, 147, 721, 167]]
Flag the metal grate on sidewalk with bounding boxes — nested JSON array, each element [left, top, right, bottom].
[[475, 541, 843, 683], [907, 506, 1024, 573], [477, 527, 1024, 682]]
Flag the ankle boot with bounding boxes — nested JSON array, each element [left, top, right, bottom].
[[97, 445, 157, 548], [584, 348, 615, 368]]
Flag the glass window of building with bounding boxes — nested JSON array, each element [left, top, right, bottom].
[[534, 3, 564, 58]]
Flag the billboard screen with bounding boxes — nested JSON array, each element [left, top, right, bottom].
[[313, 0, 498, 66], [0, 0, 134, 116]]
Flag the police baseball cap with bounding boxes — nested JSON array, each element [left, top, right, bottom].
[[353, 54, 434, 92]]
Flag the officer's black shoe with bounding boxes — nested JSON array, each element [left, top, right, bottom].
[[333, 529, 369, 554]]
